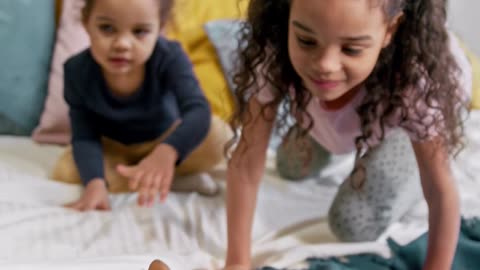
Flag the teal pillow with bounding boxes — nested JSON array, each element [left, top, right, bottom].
[[0, 0, 55, 135]]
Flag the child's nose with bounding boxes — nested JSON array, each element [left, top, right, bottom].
[[313, 48, 341, 74], [112, 35, 132, 51]]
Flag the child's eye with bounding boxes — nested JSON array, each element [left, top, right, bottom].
[[133, 28, 150, 37], [296, 36, 316, 47], [342, 47, 362, 56], [99, 24, 115, 34]]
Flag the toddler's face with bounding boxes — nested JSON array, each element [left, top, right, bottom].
[[83, 0, 161, 76]]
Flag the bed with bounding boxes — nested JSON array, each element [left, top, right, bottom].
[[1, 0, 479, 268], [0, 111, 479, 270]]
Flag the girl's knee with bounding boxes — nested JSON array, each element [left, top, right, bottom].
[[328, 198, 388, 242], [276, 126, 331, 180]]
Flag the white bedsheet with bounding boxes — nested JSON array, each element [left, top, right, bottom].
[[0, 112, 479, 270]]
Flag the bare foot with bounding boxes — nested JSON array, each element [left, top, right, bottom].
[[148, 260, 170, 270]]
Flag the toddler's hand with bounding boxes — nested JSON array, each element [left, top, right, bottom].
[[117, 143, 178, 206], [65, 178, 110, 211]]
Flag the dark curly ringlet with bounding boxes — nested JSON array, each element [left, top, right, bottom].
[[82, 0, 175, 28], [229, 0, 468, 158]]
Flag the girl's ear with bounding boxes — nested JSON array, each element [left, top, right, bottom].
[[383, 12, 404, 48]]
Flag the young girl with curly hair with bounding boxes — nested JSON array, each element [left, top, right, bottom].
[[224, 0, 473, 269]]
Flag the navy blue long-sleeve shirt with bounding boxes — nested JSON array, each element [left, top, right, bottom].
[[64, 37, 211, 186]]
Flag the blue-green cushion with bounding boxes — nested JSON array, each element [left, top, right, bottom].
[[204, 19, 243, 92], [0, 0, 55, 135]]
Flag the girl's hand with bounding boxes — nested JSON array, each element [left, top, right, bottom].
[[116, 143, 178, 206], [65, 178, 111, 211]]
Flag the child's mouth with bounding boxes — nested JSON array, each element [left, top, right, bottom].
[[109, 57, 130, 66], [310, 77, 342, 90]]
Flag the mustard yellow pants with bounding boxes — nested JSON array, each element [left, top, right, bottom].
[[51, 116, 232, 193]]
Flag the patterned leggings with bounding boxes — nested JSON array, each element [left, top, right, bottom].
[[276, 128, 423, 241]]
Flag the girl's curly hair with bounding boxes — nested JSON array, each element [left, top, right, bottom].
[[82, 0, 174, 28], [230, 0, 468, 157]]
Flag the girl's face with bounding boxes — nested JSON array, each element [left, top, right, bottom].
[[288, 0, 400, 108], [83, 0, 161, 77]]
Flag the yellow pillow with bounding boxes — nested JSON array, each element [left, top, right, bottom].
[[457, 39, 480, 110], [464, 49, 480, 110], [165, 0, 249, 121]]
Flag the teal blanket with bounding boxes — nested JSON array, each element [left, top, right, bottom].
[[261, 218, 480, 270]]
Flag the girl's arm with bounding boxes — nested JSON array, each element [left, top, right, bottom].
[[411, 138, 460, 270], [225, 98, 278, 269]]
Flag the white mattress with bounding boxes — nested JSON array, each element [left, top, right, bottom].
[[1, 112, 480, 270]]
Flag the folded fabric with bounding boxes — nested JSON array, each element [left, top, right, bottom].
[[260, 217, 480, 270]]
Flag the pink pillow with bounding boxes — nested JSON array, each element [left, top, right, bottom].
[[32, 0, 89, 145]]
